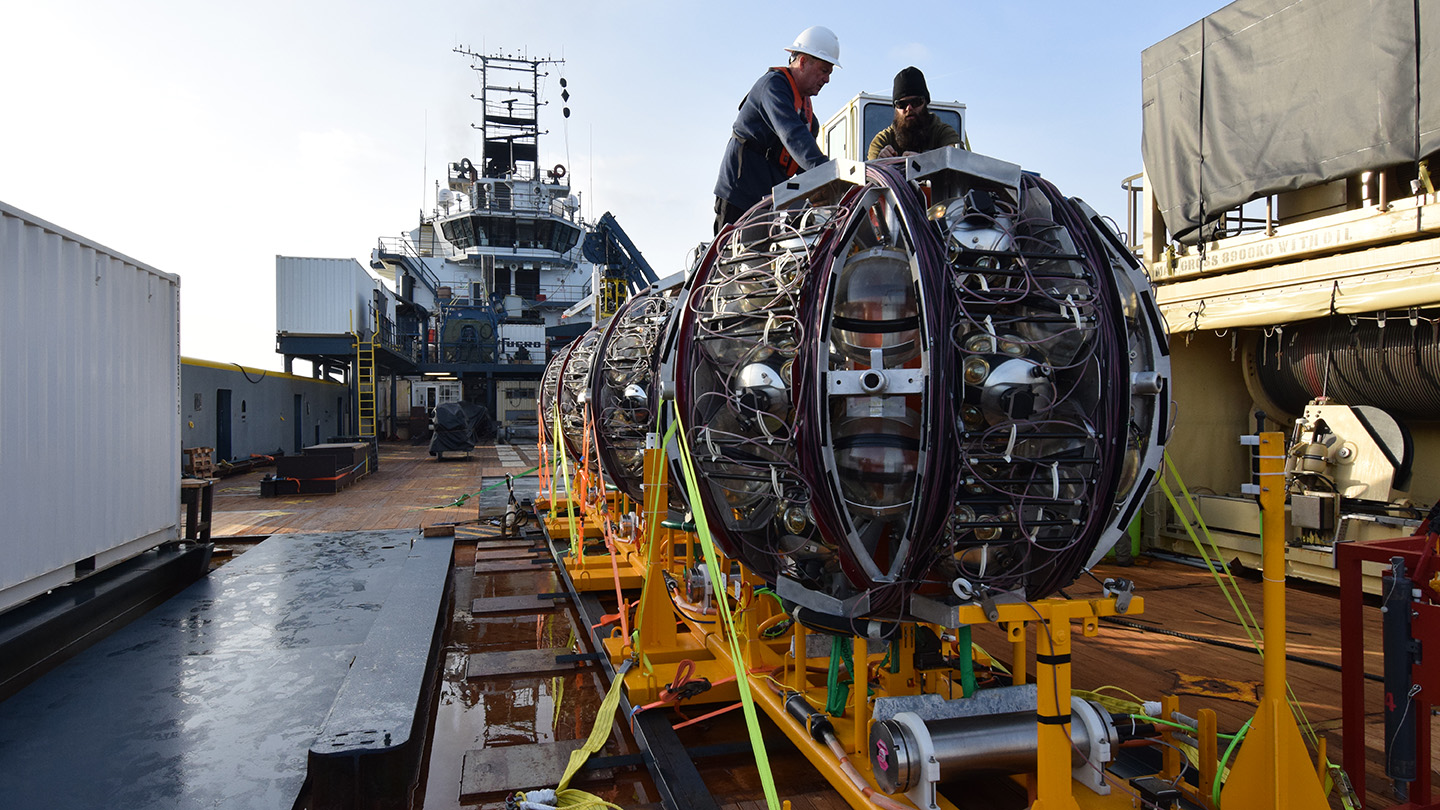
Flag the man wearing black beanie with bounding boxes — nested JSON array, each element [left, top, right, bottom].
[[868, 66, 962, 160]]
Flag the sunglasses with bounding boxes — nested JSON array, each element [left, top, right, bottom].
[[894, 97, 926, 110]]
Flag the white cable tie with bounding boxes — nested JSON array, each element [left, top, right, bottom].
[[1050, 461, 1061, 499], [758, 412, 775, 443], [1067, 294, 1083, 330], [771, 465, 783, 498], [1003, 423, 1017, 463], [703, 426, 719, 458]]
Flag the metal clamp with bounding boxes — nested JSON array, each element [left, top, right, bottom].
[[1102, 577, 1135, 613]]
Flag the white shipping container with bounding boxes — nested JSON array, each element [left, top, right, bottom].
[[275, 256, 379, 337], [0, 201, 181, 614], [497, 323, 545, 364]]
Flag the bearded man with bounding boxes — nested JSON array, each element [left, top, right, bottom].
[[868, 66, 962, 160]]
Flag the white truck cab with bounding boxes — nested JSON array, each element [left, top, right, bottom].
[[819, 92, 968, 161]]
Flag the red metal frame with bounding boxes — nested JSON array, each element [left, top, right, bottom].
[[1338, 533, 1440, 810]]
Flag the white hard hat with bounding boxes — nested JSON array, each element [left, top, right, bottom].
[[785, 25, 841, 68]]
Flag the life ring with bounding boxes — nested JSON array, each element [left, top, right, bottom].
[[552, 164, 567, 179]]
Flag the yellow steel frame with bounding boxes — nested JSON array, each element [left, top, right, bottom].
[[536, 427, 1333, 808], [1217, 433, 1330, 809], [537, 433, 1188, 809]]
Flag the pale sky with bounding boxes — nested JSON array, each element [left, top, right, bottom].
[[1, 1, 1227, 371]]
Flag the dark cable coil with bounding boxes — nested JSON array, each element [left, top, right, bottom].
[[1255, 310, 1440, 422]]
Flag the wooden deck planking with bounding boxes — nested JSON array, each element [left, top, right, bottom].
[[1043, 557, 1425, 808], [208, 443, 540, 537]]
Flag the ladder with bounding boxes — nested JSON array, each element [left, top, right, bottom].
[[354, 333, 377, 438]]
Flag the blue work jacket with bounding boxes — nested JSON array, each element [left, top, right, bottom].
[[713, 68, 829, 212]]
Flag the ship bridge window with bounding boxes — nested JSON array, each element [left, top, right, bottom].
[[477, 216, 516, 248], [440, 218, 471, 249], [546, 221, 581, 253], [529, 220, 581, 253]]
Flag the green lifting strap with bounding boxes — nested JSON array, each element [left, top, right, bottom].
[[956, 625, 977, 697], [553, 406, 581, 553], [1160, 451, 1346, 798], [671, 402, 780, 810], [825, 636, 854, 718], [416, 465, 542, 510]]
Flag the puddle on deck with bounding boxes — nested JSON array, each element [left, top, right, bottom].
[[415, 542, 657, 810]]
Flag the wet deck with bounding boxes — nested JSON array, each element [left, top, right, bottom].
[[0, 528, 451, 809], [204, 441, 1430, 810]]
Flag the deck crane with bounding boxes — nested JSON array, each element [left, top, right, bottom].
[[575, 212, 659, 320]]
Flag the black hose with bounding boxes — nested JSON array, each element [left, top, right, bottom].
[[791, 604, 900, 640]]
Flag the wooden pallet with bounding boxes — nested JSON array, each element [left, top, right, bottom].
[[183, 446, 214, 477]]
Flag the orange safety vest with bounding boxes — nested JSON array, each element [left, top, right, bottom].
[[773, 67, 814, 177]]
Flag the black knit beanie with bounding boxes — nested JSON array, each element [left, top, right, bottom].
[[893, 66, 929, 103]]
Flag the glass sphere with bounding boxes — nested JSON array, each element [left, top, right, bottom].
[[831, 397, 921, 517], [831, 248, 920, 365]]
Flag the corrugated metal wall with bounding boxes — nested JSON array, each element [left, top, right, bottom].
[[275, 256, 377, 336], [181, 360, 345, 458], [0, 201, 181, 613]]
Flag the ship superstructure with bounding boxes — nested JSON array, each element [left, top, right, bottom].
[[370, 49, 589, 437], [278, 50, 655, 441]]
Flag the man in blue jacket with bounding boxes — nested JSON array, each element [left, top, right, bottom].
[[713, 26, 840, 234]]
